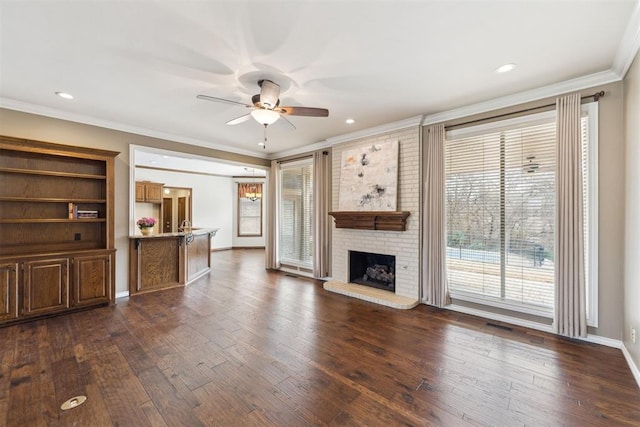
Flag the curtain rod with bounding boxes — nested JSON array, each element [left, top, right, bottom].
[[276, 151, 328, 164], [445, 91, 604, 131]]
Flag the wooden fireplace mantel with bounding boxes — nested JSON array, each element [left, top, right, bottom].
[[328, 211, 411, 231]]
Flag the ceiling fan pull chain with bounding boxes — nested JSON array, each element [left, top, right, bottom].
[[262, 123, 268, 149]]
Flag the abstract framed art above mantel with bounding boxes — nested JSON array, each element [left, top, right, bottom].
[[338, 140, 399, 211]]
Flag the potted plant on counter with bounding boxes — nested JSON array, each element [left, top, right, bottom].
[[137, 217, 157, 236]]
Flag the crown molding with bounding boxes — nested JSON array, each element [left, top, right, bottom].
[[0, 97, 269, 159], [268, 115, 422, 160], [612, 0, 640, 78], [325, 115, 423, 146], [421, 69, 621, 127], [267, 139, 333, 160]]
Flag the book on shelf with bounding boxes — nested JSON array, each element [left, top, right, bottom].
[[68, 204, 98, 219], [68, 202, 77, 219], [77, 210, 99, 219]]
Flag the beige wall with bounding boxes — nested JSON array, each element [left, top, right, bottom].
[[0, 108, 268, 294], [624, 52, 640, 370], [441, 81, 626, 340], [0, 78, 630, 341]]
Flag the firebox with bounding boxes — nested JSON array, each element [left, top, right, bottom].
[[349, 250, 396, 292]]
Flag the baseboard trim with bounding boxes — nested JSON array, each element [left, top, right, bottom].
[[622, 344, 640, 389], [446, 304, 555, 334], [211, 247, 232, 252], [231, 246, 266, 249], [582, 334, 623, 349], [446, 303, 625, 349]]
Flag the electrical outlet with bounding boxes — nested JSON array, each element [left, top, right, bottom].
[[632, 328, 636, 344]]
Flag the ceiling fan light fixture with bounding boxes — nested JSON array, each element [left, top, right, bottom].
[[251, 109, 280, 125]]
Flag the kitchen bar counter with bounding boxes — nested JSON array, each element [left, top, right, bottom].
[[128, 228, 218, 295]]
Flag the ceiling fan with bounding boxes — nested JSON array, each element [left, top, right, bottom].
[[197, 79, 329, 131]]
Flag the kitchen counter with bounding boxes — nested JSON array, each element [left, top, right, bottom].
[[129, 227, 218, 239], [128, 228, 219, 295]]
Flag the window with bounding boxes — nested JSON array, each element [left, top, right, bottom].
[[237, 183, 262, 236], [279, 159, 313, 267], [445, 106, 597, 323]]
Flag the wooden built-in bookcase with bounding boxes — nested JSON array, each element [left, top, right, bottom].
[[0, 136, 118, 325]]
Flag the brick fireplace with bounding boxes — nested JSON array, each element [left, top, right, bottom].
[[325, 126, 421, 309], [349, 250, 396, 291]]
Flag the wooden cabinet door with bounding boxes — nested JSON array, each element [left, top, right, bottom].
[[187, 233, 211, 283], [73, 253, 111, 307], [23, 258, 70, 316], [135, 182, 145, 202], [0, 262, 19, 321], [145, 183, 163, 203]]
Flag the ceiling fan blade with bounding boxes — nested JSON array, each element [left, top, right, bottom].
[[259, 80, 280, 109], [274, 114, 296, 130], [278, 106, 329, 117], [226, 113, 252, 125], [197, 94, 252, 108]]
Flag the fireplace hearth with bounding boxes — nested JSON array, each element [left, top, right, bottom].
[[349, 250, 396, 292]]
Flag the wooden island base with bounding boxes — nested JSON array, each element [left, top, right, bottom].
[[128, 228, 217, 295]]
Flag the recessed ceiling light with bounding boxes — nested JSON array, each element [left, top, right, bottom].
[[149, 160, 157, 164], [495, 63, 516, 74], [162, 155, 169, 158], [345, 118, 355, 124], [55, 91, 74, 99]]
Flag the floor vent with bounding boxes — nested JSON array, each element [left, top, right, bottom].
[[486, 322, 513, 331]]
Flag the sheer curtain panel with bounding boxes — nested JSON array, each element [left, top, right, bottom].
[[265, 160, 280, 269], [555, 93, 587, 338], [312, 150, 330, 278], [423, 124, 450, 307]]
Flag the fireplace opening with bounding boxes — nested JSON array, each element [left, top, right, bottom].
[[349, 250, 396, 292]]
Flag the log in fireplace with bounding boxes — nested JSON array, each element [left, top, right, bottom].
[[349, 250, 396, 292]]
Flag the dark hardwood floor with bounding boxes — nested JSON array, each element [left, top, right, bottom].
[[1, 248, 639, 426]]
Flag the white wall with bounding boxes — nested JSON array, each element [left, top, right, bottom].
[[624, 52, 640, 375], [136, 168, 234, 249]]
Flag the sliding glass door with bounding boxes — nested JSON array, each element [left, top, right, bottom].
[[278, 158, 313, 269]]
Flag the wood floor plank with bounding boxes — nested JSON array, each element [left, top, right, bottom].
[[0, 248, 638, 426], [137, 365, 204, 427]]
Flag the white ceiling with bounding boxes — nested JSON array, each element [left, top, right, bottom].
[[1, 1, 638, 159]]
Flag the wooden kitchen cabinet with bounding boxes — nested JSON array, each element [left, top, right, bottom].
[[136, 181, 164, 203]]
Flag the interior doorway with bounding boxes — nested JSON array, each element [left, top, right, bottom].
[[161, 187, 192, 232]]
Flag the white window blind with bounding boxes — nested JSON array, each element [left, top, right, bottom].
[[279, 159, 313, 267], [445, 114, 557, 315]]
